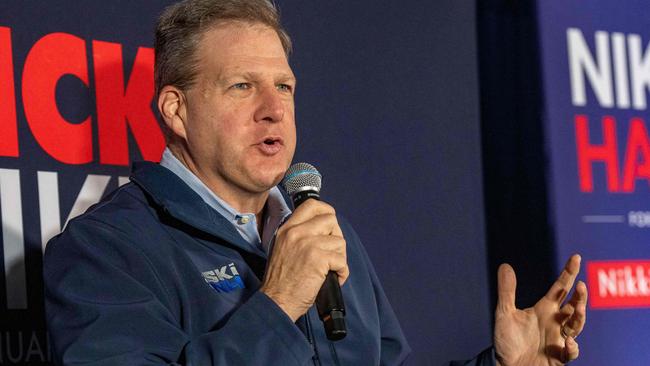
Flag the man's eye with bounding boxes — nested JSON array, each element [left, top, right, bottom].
[[277, 84, 293, 93], [231, 83, 250, 90]]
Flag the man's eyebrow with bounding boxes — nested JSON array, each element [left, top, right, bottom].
[[220, 71, 296, 83], [275, 72, 297, 82]]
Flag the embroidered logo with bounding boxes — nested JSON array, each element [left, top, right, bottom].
[[202, 263, 245, 293]]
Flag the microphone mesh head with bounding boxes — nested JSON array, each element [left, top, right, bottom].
[[281, 162, 322, 195]]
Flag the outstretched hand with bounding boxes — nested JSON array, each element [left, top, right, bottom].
[[494, 254, 587, 366]]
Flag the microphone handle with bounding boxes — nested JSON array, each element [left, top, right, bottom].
[[291, 192, 347, 341], [316, 271, 347, 341]]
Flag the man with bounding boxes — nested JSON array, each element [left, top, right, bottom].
[[44, 0, 586, 365]]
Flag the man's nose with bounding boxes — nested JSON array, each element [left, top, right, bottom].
[[254, 87, 285, 123]]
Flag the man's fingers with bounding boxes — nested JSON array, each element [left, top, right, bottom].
[[310, 213, 343, 237], [307, 235, 347, 255], [562, 281, 587, 338], [544, 254, 581, 304], [297, 212, 344, 238], [278, 200, 344, 241], [327, 250, 350, 285], [563, 336, 580, 363], [496, 263, 517, 313], [281, 213, 343, 240], [283, 199, 336, 229], [305, 236, 349, 284]]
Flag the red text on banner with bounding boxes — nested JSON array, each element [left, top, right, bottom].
[[587, 260, 650, 309]]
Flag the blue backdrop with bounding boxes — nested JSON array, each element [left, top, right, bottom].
[[0, 1, 492, 365]]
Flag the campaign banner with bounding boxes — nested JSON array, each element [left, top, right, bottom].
[[537, 1, 650, 365], [0, 3, 168, 363]]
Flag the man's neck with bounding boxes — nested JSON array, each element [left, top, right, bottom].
[[168, 145, 269, 218], [256, 203, 266, 236]]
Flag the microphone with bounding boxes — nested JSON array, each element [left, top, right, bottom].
[[281, 162, 347, 341]]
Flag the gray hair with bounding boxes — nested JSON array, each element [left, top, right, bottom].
[[154, 0, 292, 97]]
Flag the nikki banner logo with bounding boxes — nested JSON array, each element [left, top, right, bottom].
[[568, 28, 650, 193], [587, 260, 650, 309]]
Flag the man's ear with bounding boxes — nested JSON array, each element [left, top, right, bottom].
[[158, 85, 188, 140]]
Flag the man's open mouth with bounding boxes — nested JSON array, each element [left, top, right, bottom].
[[256, 137, 283, 155]]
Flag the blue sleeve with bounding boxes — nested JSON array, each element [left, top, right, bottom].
[[340, 218, 412, 365], [43, 219, 313, 366], [449, 347, 497, 366]]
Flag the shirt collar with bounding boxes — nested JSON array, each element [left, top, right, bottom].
[[159, 147, 291, 252]]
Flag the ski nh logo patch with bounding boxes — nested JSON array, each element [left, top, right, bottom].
[[202, 263, 245, 293]]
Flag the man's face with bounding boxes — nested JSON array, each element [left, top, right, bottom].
[[181, 21, 296, 197]]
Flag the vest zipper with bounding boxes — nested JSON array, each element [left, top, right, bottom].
[[328, 341, 342, 366], [305, 310, 322, 366]]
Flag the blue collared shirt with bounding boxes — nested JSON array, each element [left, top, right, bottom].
[[159, 148, 291, 253]]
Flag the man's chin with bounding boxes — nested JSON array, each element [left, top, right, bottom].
[[251, 162, 290, 186], [245, 171, 286, 193]]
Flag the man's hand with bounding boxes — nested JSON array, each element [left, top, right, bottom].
[[494, 254, 587, 366], [260, 199, 349, 322]]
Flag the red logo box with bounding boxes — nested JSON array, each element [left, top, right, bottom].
[[587, 260, 650, 309]]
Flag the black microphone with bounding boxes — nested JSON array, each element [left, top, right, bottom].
[[281, 162, 346, 341]]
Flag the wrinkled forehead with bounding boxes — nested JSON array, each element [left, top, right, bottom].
[[200, 21, 287, 58], [195, 21, 293, 77]]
